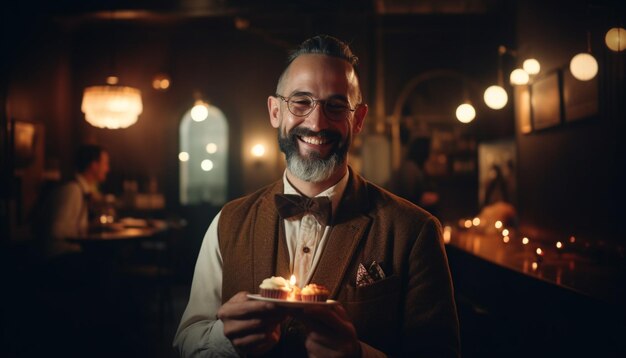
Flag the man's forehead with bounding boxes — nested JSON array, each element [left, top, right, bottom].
[[283, 54, 359, 95]]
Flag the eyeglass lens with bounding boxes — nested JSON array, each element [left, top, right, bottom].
[[286, 94, 353, 121]]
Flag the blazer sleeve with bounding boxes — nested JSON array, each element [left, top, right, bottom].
[[402, 216, 460, 357]]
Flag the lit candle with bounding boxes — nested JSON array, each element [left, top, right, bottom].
[[287, 275, 298, 301], [495, 220, 503, 229], [502, 236, 510, 243], [502, 229, 509, 237], [443, 226, 452, 244], [535, 247, 544, 263]]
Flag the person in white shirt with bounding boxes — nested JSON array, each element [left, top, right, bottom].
[[44, 144, 110, 257], [174, 35, 459, 357]]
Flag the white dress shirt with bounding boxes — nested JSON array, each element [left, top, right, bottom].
[[47, 174, 93, 257], [174, 171, 385, 357]]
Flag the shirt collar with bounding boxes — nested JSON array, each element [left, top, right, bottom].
[[282, 170, 349, 216], [75, 174, 94, 194]]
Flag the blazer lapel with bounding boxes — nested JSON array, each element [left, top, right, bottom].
[[309, 168, 372, 298], [251, 181, 283, 290]]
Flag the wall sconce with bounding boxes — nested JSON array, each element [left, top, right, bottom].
[[509, 68, 530, 85], [522, 59, 541, 75], [152, 73, 171, 91], [569, 32, 598, 81], [605, 27, 626, 52], [251, 144, 266, 158]]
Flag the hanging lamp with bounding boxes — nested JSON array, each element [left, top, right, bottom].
[[81, 12, 143, 129]]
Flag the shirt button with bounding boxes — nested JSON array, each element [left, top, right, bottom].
[[303, 247, 310, 253]]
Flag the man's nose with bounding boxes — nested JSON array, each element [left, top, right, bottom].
[[304, 103, 331, 131]]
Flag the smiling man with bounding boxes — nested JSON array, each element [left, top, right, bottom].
[[174, 35, 460, 357]]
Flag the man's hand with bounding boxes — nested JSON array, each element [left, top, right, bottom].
[[217, 291, 288, 355], [294, 304, 361, 358]]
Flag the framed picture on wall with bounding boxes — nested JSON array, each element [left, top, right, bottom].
[[530, 71, 562, 131], [12, 119, 39, 169], [562, 68, 598, 122]]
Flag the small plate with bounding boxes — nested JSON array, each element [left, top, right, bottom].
[[247, 294, 338, 307]]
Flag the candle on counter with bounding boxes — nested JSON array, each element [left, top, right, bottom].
[[535, 247, 544, 263], [555, 241, 564, 256], [443, 226, 452, 244]]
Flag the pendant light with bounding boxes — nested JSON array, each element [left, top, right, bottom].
[[570, 31, 598, 81], [484, 46, 508, 110], [81, 11, 143, 129], [605, 27, 626, 52]]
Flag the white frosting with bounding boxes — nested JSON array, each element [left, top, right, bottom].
[[259, 276, 290, 291]]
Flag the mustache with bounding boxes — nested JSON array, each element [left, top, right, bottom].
[[287, 127, 342, 142]]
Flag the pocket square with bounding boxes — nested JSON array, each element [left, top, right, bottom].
[[356, 261, 386, 287]]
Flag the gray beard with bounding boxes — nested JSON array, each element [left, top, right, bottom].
[[278, 127, 350, 183]]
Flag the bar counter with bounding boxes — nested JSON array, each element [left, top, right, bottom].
[[443, 221, 626, 357]]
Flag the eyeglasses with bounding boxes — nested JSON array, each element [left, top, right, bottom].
[[275, 93, 359, 122]]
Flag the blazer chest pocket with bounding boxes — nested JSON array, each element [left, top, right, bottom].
[[342, 275, 402, 348], [343, 274, 401, 303]]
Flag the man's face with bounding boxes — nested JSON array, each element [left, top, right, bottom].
[[93, 151, 110, 183], [268, 54, 367, 183]]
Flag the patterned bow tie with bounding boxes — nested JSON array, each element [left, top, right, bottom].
[[274, 194, 332, 227]]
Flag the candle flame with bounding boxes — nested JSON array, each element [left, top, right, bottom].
[[290, 275, 296, 286]]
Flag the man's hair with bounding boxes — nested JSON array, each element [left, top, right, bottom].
[[75, 144, 105, 172], [287, 35, 359, 67], [276, 35, 362, 102]]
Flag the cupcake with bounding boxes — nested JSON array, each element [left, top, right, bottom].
[[300, 283, 330, 302], [259, 276, 290, 300]]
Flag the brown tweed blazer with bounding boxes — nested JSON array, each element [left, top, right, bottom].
[[218, 168, 460, 357]]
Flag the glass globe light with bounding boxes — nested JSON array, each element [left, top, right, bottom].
[[605, 27, 626, 52], [523, 59, 541, 75], [456, 103, 476, 123], [484, 85, 508, 110], [191, 102, 209, 122], [510, 68, 530, 85], [570, 53, 598, 81]]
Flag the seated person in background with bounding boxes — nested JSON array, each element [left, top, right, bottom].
[[42, 144, 110, 257]]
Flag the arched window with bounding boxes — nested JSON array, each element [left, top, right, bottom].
[[179, 104, 228, 205]]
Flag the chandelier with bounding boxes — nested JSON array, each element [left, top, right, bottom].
[[82, 84, 143, 129]]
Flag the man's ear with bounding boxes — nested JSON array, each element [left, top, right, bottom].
[[268, 96, 280, 129], [352, 104, 368, 134]]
